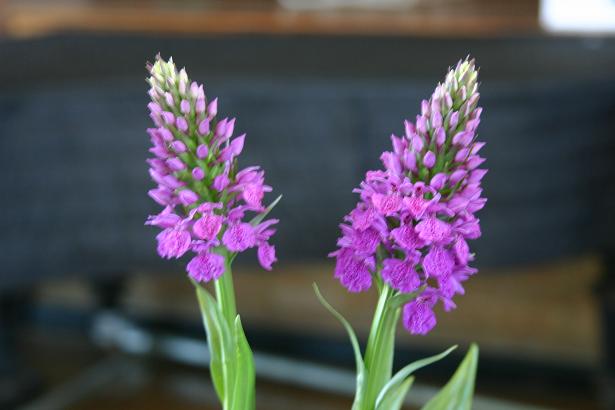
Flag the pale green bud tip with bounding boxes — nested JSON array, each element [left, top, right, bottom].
[[433, 56, 479, 113], [446, 57, 478, 92], [147, 54, 179, 89]]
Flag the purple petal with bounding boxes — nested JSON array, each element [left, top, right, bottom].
[[193, 213, 224, 241], [156, 228, 191, 259], [403, 298, 437, 335], [332, 248, 373, 293], [381, 258, 421, 293], [222, 222, 257, 252], [257, 243, 277, 270], [391, 224, 423, 250], [415, 216, 453, 245], [371, 193, 402, 216], [187, 252, 225, 283], [422, 246, 454, 278]]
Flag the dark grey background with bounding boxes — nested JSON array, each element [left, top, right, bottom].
[[1, 34, 615, 289]]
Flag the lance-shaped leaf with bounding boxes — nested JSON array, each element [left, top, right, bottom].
[[388, 285, 426, 310], [421, 344, 479, 410], [249, 194, 282, 226], [227, 194, 281, 264], [313, 283, 367, 410], [375, 345, 457, 409], [375, 376, 414, 410], [230, 315, 255, 410], [194, 283, 233, 402]]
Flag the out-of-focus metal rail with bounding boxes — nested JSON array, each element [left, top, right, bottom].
[[20, 312, 552, 410]]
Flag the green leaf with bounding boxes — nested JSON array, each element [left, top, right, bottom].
[[230, 315, 256, 410], [388, 285, 426, 310], [420, 344, 479, 410], [249, 194, 282, 226], [375, 345, 457, 409], [226, 194, 282, 264], [194, 283, 233, 402], [313, 283, 367, 410], [375, 376, 414, 410]]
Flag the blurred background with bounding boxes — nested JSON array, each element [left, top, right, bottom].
[[1, 0, 615, 409]]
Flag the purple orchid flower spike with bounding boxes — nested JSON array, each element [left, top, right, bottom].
[[145, 55, 279, 279], [330, 57, 486, 335], [145, 55, 281, 410]]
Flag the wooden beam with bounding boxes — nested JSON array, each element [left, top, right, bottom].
[[2, 0, 540, 39]]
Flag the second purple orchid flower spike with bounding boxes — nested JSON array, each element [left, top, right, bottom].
[[317, 57, 484, 410]]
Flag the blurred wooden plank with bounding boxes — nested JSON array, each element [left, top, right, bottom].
[[38, 254, 602, 366], [234, 255, 602, 365], [2, 0, 540, 38]]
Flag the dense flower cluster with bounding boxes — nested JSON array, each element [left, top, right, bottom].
[[330, 59, 486, 335], [145, 55, 278, 282]]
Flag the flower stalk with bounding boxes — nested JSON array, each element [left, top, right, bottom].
[[361, 283, 399, 408], [215, 249, 237, 325]]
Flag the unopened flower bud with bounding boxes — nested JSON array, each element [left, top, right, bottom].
[[162, 111, 175, 125], [171, 140, 186, 153], [192, 167, 205, 180], [176, 117, 189, 133], [198, 119, 210, 135], [180, 100, 191, 115], [196, 98, 205, 114], [207, 98, 218, 118], [178, 189, 198, 206], [167, 157, 186, 171], [423, 151, 436, 168], [196, 144, 208, 159], [165, 92, 174, 107]]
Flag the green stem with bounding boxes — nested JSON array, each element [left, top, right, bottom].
[[216, 251, 236, 410], [215, 250, 237, 327], [360, 284, 401, 409], [196, 249, 255, 410]]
